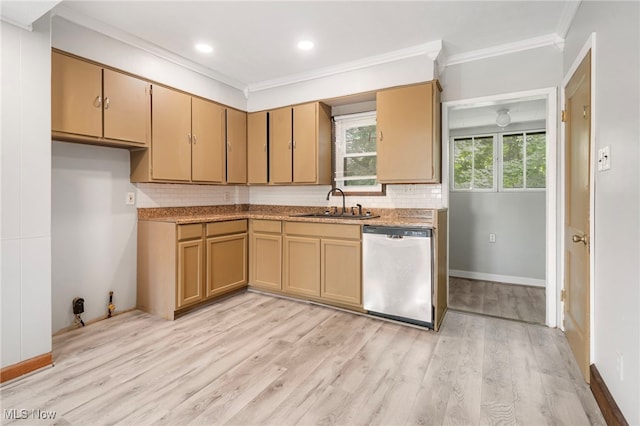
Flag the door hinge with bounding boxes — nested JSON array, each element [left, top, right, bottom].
[[561, 110, 566, 122], [560, 289, 565, 302]]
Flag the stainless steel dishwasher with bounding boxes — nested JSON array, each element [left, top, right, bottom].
[[362, 225, 433, 327]]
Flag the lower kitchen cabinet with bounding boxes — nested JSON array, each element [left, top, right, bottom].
[[283, 235, 321, 297], [283, 221, 362, 309], [206, 221, 248, 298], [320, 239, 361, 306], [137, 219, 247, 319], [177, 236, 205, 308], [249, 220, 282, 291]]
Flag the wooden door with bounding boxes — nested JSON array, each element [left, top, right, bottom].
[[564, 51, 591, 382], [192, 98, 225, 182], [283, 235, 320, 297], [270, 107, 293, 183], [151, 85, 192, 181], [250, 233, 282, 290], [51, 52, 102, 138], [226, 108, 248, 183], [376, 83, 437, 183], [102, 69, 150, 145], [293, 103, 317, 183], [206, 233, 248, 298], [247, 111, 268, 184], [177, 239, 204, 308], [320, 239, 361, 306]]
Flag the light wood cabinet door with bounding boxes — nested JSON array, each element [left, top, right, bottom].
[[247, 111, 268, 184], [51, 52, 102, 138], [226, 108, 247, 183], [102, 68, 149, 144], [177, 239, 204, 308], [192, 98, 225, 182], [250, 232, 282, 291], [320, 239, 362, 306], [283, 235, 320, 297], [270, 107, 293, 183], [151, 85, 192, 181], [292, 103, 317, 183], [376, 82, 440, 183], [206, 233, 248, 298]]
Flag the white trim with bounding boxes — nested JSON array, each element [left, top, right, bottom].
[[444, 34, 564, 67], [560, 33, 596, 362], [449, 270, 546, 288], [247, 40, 443, 93], [443, 87, 558, 327], [52, 5, 246, 91], [556, 1, 582, 39]]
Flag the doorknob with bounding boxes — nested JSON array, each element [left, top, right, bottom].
[[572, 234, 588, 245]]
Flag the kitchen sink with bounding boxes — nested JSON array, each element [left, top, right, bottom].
[[289, 212, 380, 220]]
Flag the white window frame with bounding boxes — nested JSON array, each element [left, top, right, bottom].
[[450, 133, 498, 192], [333, 111, 382, 194], [499, 129, 547, 192]]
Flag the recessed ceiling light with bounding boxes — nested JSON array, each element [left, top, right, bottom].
[[297, 40, 314, 51], [195, 43, 213, 53]]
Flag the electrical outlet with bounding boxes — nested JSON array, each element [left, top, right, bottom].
[[126, 192, 135, 205], [489, 233, 496, 243], [598, 146, 611, 171], [223, 191, 231, 202], [616, 352, 624, 381]]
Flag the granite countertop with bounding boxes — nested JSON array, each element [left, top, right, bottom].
[[138, 205, 444, 227]]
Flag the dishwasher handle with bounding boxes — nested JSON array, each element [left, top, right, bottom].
[[387, 234, 404, 239]]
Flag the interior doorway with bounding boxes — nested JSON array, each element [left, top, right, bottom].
[[442, 88, 558, 326]]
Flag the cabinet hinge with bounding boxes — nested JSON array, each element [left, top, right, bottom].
[[561, 110, 566, 122], [560, 289, 565, 302]]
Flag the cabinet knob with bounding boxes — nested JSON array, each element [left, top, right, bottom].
[[379, 131, 383, 141], [288, 140, 292, 149], [187, 133, 191, 144], [104, 97, 110, 110], [94, 95, 102, 108], [192, 134, 197, 145], [227, 141, 231, 151]]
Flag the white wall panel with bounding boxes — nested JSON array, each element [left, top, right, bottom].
[[563, 2, 640, 423], [0, 15, 52, 368], [52, 142, 138, 333]]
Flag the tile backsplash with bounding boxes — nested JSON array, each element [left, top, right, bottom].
[[136, 183, 443, 209]]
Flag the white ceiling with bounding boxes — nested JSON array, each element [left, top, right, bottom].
[[33, 0, 578, 92], [449, 98, 547, 130]]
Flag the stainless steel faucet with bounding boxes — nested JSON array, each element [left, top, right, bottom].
[[326, 187, 346, 214]]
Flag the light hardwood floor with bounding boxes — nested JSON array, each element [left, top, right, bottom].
[[449, 277, 546, 324], [1, 292, 603, 425]]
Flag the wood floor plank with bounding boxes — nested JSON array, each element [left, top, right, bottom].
[[0, 292, 604, 426]]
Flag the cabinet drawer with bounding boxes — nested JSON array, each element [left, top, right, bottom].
[[284, 222, 360, 240], [251, 219, 282, 234], [206, 219, 248, 237], [177, 224, 203, 241]]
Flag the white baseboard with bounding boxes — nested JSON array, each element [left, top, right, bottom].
[[449, 270, 546, 288]]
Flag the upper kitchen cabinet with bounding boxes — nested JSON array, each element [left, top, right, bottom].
[[226, 108, 248, 184], [247, 111, 268, 184], [270, 102, 332, 185], [131, 86, 229, 184], [376, 81, 442, 184], [51, 50, 150, 148]]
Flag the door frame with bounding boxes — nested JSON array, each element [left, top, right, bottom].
[[560, 33, 596, 358], [442, 87, 558, 327]]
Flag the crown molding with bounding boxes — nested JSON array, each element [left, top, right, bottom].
[[51, 4, 246, 91], [247, 40, 442, 94], [443, 33, 565, 67], [556, 0, 582, 39]]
